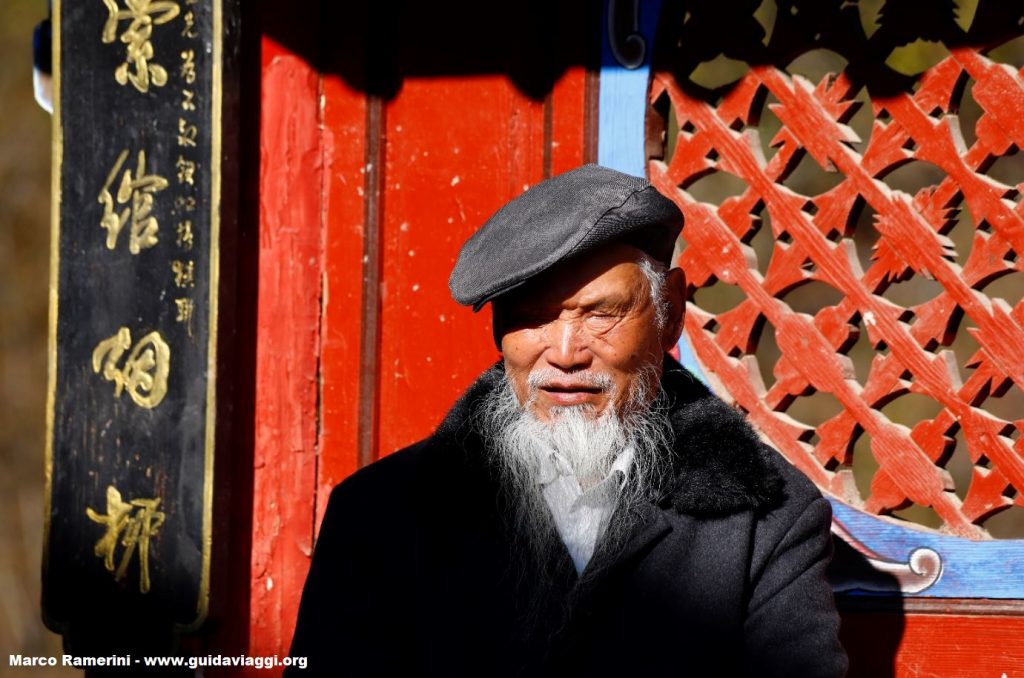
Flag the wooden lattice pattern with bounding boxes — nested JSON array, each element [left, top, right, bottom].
[[649, 46, 1024, 539]]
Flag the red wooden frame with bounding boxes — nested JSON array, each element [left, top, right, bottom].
[[250, 32, 323, 660]]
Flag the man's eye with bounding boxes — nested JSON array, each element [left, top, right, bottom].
[[584, 313, 617, 329]]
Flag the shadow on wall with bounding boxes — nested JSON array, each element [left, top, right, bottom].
[[830, 539, 906, 678], [259, 0, 1024, 102], [260, 0, 598, 101], [653, 0, 1024, 100]]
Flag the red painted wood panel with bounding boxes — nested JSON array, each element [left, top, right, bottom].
[[316, 72, 366, 531], [249, 32, 323, 666], [550, 67, 588, 175], [375, 77, 547, 459], [841, 613, 1024, 677]]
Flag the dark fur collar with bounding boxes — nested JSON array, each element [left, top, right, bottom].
[[435, 356, 784, 516]]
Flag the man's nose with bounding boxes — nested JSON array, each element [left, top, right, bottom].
[[543, 318, 591, 370]]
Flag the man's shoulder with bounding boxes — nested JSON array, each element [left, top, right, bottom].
[[759, 443, 830, 518], [767, 445, 824, 500], [324, 366, 499, 516], [661, 364, 826, 520], [327, 435, 444, 504], [745, 443, 833, 559]]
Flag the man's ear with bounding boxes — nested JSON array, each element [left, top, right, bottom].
[[661, 267, 686, 350]]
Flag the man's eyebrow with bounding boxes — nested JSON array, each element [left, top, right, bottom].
[[574, 297, 632, 317], [579, 297, 619, 308]]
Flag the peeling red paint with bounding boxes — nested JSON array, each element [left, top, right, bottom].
[[250, 38, 323, 670]]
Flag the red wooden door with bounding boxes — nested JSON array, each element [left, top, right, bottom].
[[244, 1, 593, 670]]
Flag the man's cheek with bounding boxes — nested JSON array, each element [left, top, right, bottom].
[[505, 369, 530, 404]]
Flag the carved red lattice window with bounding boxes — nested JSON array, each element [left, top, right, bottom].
[[648, 25, 1024, 540]]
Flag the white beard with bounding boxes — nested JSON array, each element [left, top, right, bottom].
[[476, 367, 674, 580]]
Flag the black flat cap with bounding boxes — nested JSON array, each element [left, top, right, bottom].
[[449, 164, 683, 311]]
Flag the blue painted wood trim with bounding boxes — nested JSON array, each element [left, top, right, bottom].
[[598, 0, 707, 382], [598, 0, 661, 175], [831, 500, 1024, 599]]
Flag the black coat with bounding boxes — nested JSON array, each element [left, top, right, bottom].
[[287, 358, 848, 677]]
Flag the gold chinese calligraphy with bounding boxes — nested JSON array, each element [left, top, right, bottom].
[[86, 485, 166, 593], [91, 327, 171, 409]]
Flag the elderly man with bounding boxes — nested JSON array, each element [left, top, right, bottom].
[[287, 165, 847, 676]]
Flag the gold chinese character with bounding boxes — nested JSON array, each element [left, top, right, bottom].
[[176, 155, 196, 185], [174, 195, 196, 213], [174, 298, 194, 336], [98, 149, 169, 254], [181, 89, 196, 111], [92, 327, 170, 409], [87, 486, 165, 593], [181, 10, 197, 38], [171, 260, 195, 288], [177, 118, 197, 147], [180, 49, 196, 84], [101, 0, 181, 93], [176, 220, 193, 250]]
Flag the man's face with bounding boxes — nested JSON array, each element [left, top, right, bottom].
[[494, 243, 682, 422]]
